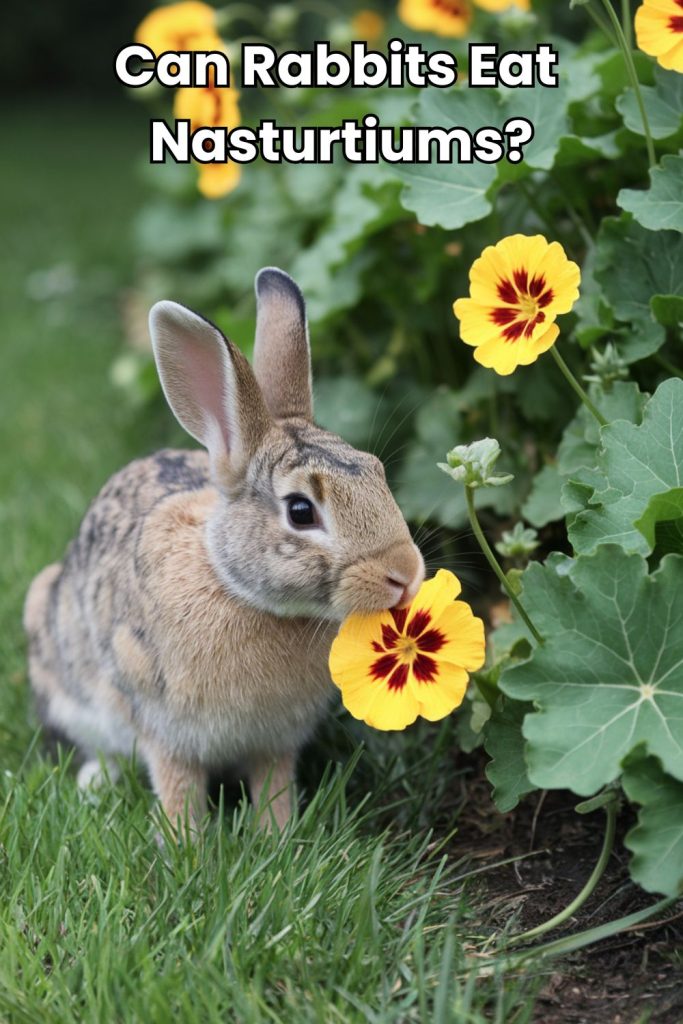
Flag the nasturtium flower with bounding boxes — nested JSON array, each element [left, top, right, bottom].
[[135, 1, 221, 54], [453, 235, 581, 376], [398, 0, 472, 37], [635, 0, 683, 72], [174, 80, 241, 198], [473, 0, 530, 10], [397, 0, 529, 37], [329, 570, 485, 731], [351, 9, 387, 42]]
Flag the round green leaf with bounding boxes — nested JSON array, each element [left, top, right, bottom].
[[500, 547, 683, 795], [569, 379, 683, 555], [618, 155, 683, 233], [622, 752, 683, 897]]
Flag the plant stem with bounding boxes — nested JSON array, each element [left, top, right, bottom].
[[508, 797, 618, 944], [584, 2, 618, 45], [465, 487, 544, 646], [499, 895, 677, 964], [621, 0, 633, 49], [598, 0, 656, 168], [550, 346, 608, 427]]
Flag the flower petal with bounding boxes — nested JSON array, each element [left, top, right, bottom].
[[410, 666, 470, 721], [135, 1, 217, 53], [406, 569, 462, 634], [197, 162, 241, 199], [430, 602, 486, 670], [398, 0, 472, 37], [329, 611, 397, 681], [361, 680, 420, 731]]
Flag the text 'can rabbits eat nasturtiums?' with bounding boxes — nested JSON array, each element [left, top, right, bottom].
[[329, 570, 485, 731]]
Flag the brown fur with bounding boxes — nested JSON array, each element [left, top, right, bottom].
[[24, 269, 424, 832]]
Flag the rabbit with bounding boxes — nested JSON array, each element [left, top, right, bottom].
[[24, 268, 425, 832]]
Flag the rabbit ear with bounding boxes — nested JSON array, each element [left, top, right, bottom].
[[252, 268, 313, 420], [149, 301, 272, 481]]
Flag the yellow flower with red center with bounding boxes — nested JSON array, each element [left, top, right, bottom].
[[352, 9, 387, 42], [174, 78, 241, 198], [135, 1, 221, 54], [453, 235, 581, 376], [635, 0, 683, 72], [329, 570, 485, 731], [397, 0, 529, 37]]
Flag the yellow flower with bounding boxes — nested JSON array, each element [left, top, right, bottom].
[[135, 1, 220, 54], [635, 0, 683, 72], [397, 0, 529, 36], [398, 0, 472, 37], [174, 79, 241, 198], [351, 9, 386, 42], [474, 0, 530, 10], [329, 570, 485, 731], [453, 235, 581, 376]]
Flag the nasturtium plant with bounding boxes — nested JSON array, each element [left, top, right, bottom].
[[484, 697, 536, 813], [500, 546, 683, 796], [569, 379, 683, 555], [622, 751, 683, 897], [616, 66, 683, 140], [618, 153, 683, 232], [593, 216, 683, 363]]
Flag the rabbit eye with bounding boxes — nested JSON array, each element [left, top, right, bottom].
[[286, 494, 318, 529]]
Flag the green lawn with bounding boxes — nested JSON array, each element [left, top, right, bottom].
[[0, 99, 547, 1023]]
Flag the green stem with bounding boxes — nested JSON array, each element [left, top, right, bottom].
[[501, 895, 677, 964], [584, 2, 618, 45], [621, 0, 633, 49], [550, 346, 608, 427], [465, 487, 544, 646], [598, 0, 656, 168], [509, 798, 617, 944]]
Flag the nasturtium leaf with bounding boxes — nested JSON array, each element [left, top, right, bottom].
[[622, 752, 683, 897], [617, 68, 683, 140], [485, 698, 536, 813], [650, 294, 683, 327], [618, 155, 683, 233], [497, 79, 571, 172], [635, 488, 683, 557], [500, 547, 683, 796], [595, 50, 655, 101], [593, 217, 683, 363], [569, 379, 683, 555], [394, 388, 469, 527], [522, 464, 564, 528], [555, 132, 621, 166], [292, 164, 403, 322], [557, 382, 646, 519], [558, 381, 646, 477], [574, 243, 614, 348], [561, 477, 595, 516], [395, 88, 502, 229]]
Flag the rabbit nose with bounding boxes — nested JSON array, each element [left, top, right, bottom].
[[392, 584, 412, 609], [388, 562, 424, 609]]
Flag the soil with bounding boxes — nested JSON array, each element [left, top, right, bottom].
[[454, 770, 683, 1024]]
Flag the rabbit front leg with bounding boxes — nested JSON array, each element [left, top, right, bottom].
[[145, 744, 208, 835], [247, 752, 296, 832]]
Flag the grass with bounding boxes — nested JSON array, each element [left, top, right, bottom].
[[0, 98, 550, 1023]]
